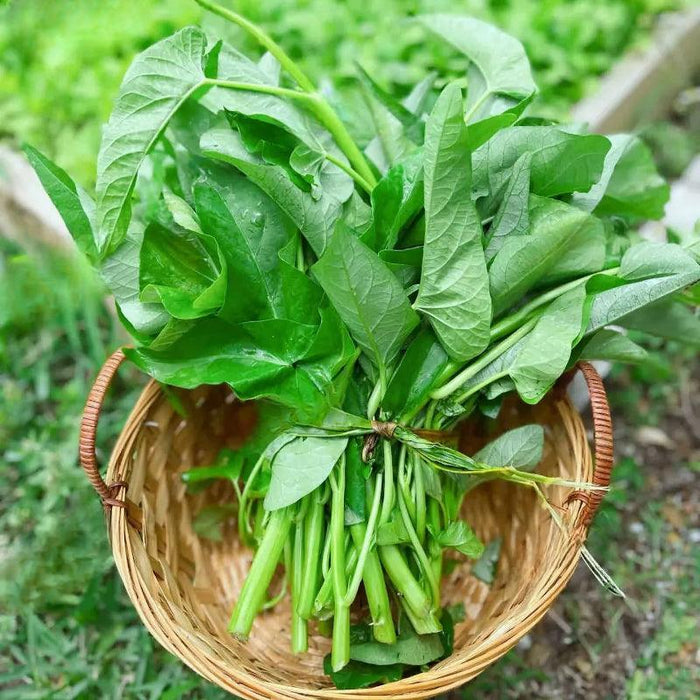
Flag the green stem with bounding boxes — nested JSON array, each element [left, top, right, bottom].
[[195, 0, 315, 91], [291, 518, 307, 653], [431, 316, 538, 401], [379, 440, 394, 526], [309, 94, 377, 188], [397, 486, 440, 610], [205, 77, 311, 102], [348, 524, 396, 644], [296, 493, 325, 620], [379, 545, 438, 628], [237, 454, 264, 546], [490, 267, 621, 341], [343, 475, 383, 605], [463, 90, 491, 124], [325, 153, 373, 194], [229, 507, 293, 639], [329, 460, 350, 672], [414, 453, 426, 543], [314, 544, 358, 619]]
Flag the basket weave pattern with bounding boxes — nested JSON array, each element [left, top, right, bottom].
[[79, 353, 610, 699]]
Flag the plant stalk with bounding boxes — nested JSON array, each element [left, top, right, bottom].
[[228, 506, 293, 639]]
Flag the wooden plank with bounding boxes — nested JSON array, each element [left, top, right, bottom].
[[572, 9, 700, 133]]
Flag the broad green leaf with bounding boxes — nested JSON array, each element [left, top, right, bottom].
[[574, 134, 669, 220], [201, 121, 342, 256], [264, 435, 348, 510], [379, 247, 423, 288], [619, 241, 699, 281], [23, 145, 97, 262], [126, 311, 354, 421], [322, 657, 403, 690], [466, 113, 517, 151], [463, 286, 586, 403], [417, 15, 536, 122], [383, 328, 449, 420], [473, 424, 544, 469], [432, 520, 484, 558], [473, 126, 610, 201], [289, 143, 355, 204], [471, 537, 501, 584], [204, 42, 324, 150], [101, 223, 169, 335], [485, 151, 531, 260], [586, 271, 700, 334], [311, 225, 419, 375], [416, 84, 491, 362], [163, 190, 201, 232], [193, 172, 321, 323], [356, 64, 423, 144], [365, 152, 424, 252], [489, 197, 603, 315], [96, 27, 208, 255], [377, 514, 410, 546], [139, 221, 226, 319], [579, 330, 647, 363], [510, 287, 587, 402], [619, 300, 700, 346], [350, 625, 444, 666]]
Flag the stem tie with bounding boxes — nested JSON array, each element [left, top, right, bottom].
[[362, 420, 398, 463]]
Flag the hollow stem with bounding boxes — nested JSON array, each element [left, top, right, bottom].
[[195, 0, 315, 91], [291, 518, 308, 653], [329, 459, 350, 672], [229, 506, 293, 639], [296, 492, 325, 620], [379, 440, 394, 526]]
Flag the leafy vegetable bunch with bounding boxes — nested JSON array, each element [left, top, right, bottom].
[[26, 0, 700, 688]]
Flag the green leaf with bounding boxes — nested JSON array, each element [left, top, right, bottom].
[[23, 145, 97, 262], [579, 330, 647, 363], [201, 120, 343, 256], [510, 287, 587, 403], [193, 172, 321, 323], [573, 134, 669, 220], [473, 424, 544, 469], [415, 84, 491, 362], [139, 221, 226, 320], [383, 328, 449, 421], [312, 225, 419, 375], [356, 64, 424, 144], [417, 15, 536, 122], [96, 27, 208, 255], [349, 624, 444, 666], [379, 247, 423, 288], [485, 151, 531, 260], [376, 513, 410, 546], [101, 223, 169, 335], [473, 126, 610, 201], [264, 435, 348, 510], [432, 520, 484, 558], [322, 656, 403, 690], [586, 271, 700, 335], [471, 537, 501, 584], [463, 286, 587, 403], [489, 197, 603, 316], [126, 311, 354, 421], [619, 300, 700, 346], [365, 152, 424, 252], [619, 242, 699, 281]]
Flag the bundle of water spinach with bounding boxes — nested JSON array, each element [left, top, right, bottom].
[[27, 0, 700, 688]]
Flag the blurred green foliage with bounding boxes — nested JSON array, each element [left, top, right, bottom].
[[0, 0, 689, 185]]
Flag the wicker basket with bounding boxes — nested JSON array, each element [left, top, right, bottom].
[[79, 351, 613, 699]]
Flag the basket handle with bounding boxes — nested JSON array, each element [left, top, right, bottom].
[[79, 348, 130, 509], [571, 361, 614, 526]]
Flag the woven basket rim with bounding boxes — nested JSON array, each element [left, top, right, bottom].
[[95, 373, 600, 699]]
